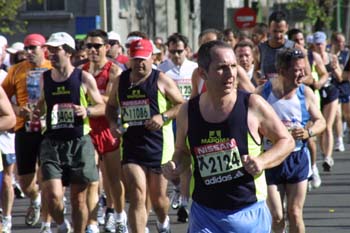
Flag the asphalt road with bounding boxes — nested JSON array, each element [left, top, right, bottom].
[[8, 141, 350, 233]]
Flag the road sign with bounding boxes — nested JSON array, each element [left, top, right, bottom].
[[233, 7, 257, 29]]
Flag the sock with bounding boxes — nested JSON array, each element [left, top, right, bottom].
[[115, 210, 127, 222], [58, 219, 69, 231], [180, 196, 189, 207], [87, 224, 99, 231], [2, 215, 12, 223], [33, 192, 41, 206], [157, 215, 170, 230], [41, 221, 51, 228], [338, 137, 343, 144]]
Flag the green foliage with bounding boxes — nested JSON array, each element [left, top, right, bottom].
[[286, 0, 333, 29], [0, 0, 27, 35]]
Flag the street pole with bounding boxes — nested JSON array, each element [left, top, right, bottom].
[[99, 0, 107, 31]]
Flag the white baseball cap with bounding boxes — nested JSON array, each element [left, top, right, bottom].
[[6, 42, 25, 54], [45, 32, 75, 50], [108, 31, 122, 43]]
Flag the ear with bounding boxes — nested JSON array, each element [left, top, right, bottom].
[[198, 67, 208, 80]]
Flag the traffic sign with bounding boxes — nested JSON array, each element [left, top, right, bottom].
[[233, 7, 257, 29]]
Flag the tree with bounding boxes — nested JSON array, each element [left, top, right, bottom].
[[286, 0, 333, 31], [0, 0, 28, 35]]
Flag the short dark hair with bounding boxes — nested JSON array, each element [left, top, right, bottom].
[[86, 29, 108, 44], [166, 33, 189, 48], [62, 44, 75, 55], [253, 22, 268, 35], [287, 28, 303, 40], [198, 40, 232, 71], [268, 11, 287, 25], [127, 31, 148, 39], [234, 40, 254, 51], [198, 28, 224, 42], [330, 31, 345, 43], [275, 47, 305, 70]]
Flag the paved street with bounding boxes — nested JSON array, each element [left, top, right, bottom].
[[8, 142, 350, 233]]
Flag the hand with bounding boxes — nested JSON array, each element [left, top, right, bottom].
[[18, 105, 32, 119], [144, 114, 163, 131], [73, 105, 87, 119], [162, 161, 180, 180], [291, 127, 307, 140], [242, 155, 263, 176]]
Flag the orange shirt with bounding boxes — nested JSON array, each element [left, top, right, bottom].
[[2, 60, 52, 131]]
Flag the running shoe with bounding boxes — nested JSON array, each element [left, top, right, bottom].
[[2, 217, 12, 233], [57, 220, 72, 233], [104, 212, 116, 233], [311, 165, 322, 188], [322, 157, 334, 172], [39, 225, 52, 233], [85, 224, 100, 233], [335, 141, 345, 152], [170, 189, 181, 210], [177, 206, 189, 223], [25, 200, 41, 226], [13, 182, 25, 199]]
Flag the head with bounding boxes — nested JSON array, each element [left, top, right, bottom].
[[107, 31, 122, 59], [154, 36, 164, 48], [129, 39, 153, 77], [6, 42, 25, 65], [234, 40, 254, 72], [312, 31, 327, 53], [252, 22, 268, 45], [288, 28, 305, 47], [198, 40, 237, 94], [268, 11, 289, 45], [331, 31, 346, 52], [166, 33, 189, 66], [23, 33, 46, 65], [125, 31, 148, 49], [275, 48, 306, 86], [198, 28, 223, 46], [223, 28, 236, 48], [45, 32, 76, 68], [85, 29, 109, 63]]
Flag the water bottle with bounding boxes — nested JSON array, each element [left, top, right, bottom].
[[117, 108, 128, 134], [291, 116, 298, 130], [26, 70, 42, 132]]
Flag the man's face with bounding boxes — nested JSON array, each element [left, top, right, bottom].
[[204, 47, 238, 95], [334, 35, 346, 51], [86, 36, 108, 63], [224, 32, 236, 48], [47, 46, 69, 69], [130, 57, 153, 77], [284, 58, 306, 86], [25, 45, 45, 65], [292, 33, 305, 47], [269, 20, 288, 45], [168, 41, 187, 66], [235, 46, 254, 72], [107, 40, 121, 59]]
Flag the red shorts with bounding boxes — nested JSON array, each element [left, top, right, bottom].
[[89, 117, 120, 155]]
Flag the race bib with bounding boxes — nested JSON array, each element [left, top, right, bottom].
[[176, 79, 192, 100], [51, 103, 75, 129], [194, 139, 243, 186], [121, 99, 151, 126]]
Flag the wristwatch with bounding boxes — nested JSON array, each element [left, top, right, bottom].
[[86, 107, 91, 117], [307, 128, 314, 138], [161, 113, 169, 123]]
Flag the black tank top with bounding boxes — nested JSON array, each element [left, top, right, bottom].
[[187, 91, 261, 210]]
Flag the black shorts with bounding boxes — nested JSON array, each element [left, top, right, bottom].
[[320, 85, 339, 108], [15, 128, 43, 176]]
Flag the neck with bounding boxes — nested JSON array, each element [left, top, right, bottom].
[[54, 63, 74, 80], [92, 57, 108, 70], [273, 76, 296, 98]]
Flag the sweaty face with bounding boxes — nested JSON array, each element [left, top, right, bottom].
[[25, 46, 45, 65], [130, 57, 153, 77], [235, 46, 254, 72], [285, 58, 306, 86], [269, 21, 288, 45], [205, 47, 238, 95]]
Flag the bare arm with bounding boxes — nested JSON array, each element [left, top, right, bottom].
[[144, 72, 185, 131], [81, 71, 105, 118], [104, 64, 122, 103], [237, 65, 255, 92], [305, 86, 326, 136], [0, 87, 16, 131], [313, 52, 329, 89], [105, 77, 120, 137], [162, 102, 191, 179], [244, 94, 295, 176], [190, 68, 200, 99]]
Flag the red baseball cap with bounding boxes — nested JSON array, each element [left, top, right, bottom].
[[129, 39, 153, 59], [24, 33, 46, 47]]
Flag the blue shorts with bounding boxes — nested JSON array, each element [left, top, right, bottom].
[[1, 153, 16, 167], [188, 201, 271, 233], [266, 146, 311, 185], [335, 81, 350, 103]]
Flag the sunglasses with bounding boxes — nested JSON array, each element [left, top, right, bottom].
[[24, 45, 38, 51], [86, 43, 104, 50], [47, 46, 62, 53], [285, 49, 304, 59], [109, 40, 119, 46], [169, 49, 184, 55]]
